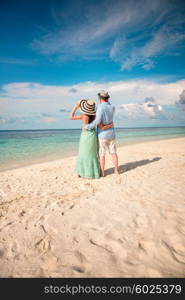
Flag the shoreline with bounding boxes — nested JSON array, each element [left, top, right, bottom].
[[1, 135, 185, 173]]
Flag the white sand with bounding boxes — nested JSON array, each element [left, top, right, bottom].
[[0, 137, 185, 278]]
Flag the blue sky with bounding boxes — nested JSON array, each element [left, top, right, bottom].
[[0, 0, 185, 129]]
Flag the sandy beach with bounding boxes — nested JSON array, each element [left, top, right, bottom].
[[0, 137, 185, 278]]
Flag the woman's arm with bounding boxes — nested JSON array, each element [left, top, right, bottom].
[[69, 102, 83, 120], [98, 122, 113, 130]]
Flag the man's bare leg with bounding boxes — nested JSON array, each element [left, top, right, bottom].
[[99, 155, 105, 177], [111, 153, 119, 174]]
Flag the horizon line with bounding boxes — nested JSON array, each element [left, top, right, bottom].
[[1, 125, 185, 132]]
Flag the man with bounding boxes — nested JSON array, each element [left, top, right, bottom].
[[86, 90, 119, 176]]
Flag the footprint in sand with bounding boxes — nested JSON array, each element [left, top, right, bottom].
[[35, 236, 51, 254], [18, 210, 26, 217], [71, 250, 92, 274], [178, 224, 185, 236], [72, 265, 86, 274], [74, 250, 87, 264], [40, 224, 47, 234], [126, 246, 147, 265], [163, 241, 185, 264], [11, 241, 19, 253], [0, 221, 14, 232]]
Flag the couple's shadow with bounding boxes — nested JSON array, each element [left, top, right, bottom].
[[104, 157, 162, 176]]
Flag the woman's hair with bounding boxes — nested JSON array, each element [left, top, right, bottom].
[[85, 114, 95, 123]]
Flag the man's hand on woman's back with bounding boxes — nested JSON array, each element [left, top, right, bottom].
[[98, 122, 113, 130]]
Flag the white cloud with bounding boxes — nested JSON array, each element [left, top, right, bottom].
[[118, 27, 185, 71], [0, 112, 61, 125], [30, 0, 185, 69], [175, 89, 185, 111], [119, 97, 164, 119], [176, 89, 185, 104], [1, 78, 184, 105], [69, 88, 78, 93], [0, 78, 185, 128]]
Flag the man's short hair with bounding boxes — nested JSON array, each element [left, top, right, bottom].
[[99, 96, 109, 101]]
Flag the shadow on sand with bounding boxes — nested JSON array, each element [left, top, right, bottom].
[[105, 157, 162, 176]]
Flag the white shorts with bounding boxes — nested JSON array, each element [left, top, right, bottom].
[[99, 138, 117, 156]]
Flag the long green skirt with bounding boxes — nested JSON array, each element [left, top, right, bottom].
[[76, 130, 100, 179]]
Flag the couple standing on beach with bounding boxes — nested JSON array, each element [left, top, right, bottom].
[[70, 90, 119, 179]]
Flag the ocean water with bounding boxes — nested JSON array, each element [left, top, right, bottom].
[[0, 127, 185, 171]]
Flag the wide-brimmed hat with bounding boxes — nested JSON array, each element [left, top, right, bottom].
[[97, 90, 110, 98], [79, 99, 96, 115]]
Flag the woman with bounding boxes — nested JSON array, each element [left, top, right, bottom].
[[70, 99, 112, 179]]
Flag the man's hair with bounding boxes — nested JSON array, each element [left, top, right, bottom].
[[85, 114, 95, 123], [99, 96, 109, 101]]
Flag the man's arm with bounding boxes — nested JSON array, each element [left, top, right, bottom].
[[86, 106, 102, 129], [99, 122, 113, 130]]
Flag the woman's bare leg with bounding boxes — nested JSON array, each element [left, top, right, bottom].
[[100, 155, 105, 177]]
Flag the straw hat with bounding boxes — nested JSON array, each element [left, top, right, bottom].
[[79, 99, 96, 115], [97, 90, 110, 98]]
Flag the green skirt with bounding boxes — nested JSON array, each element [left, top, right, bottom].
[[75, 130, 100, 179]]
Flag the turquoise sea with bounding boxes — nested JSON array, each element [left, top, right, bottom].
[[0, 127, 185, 171]]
